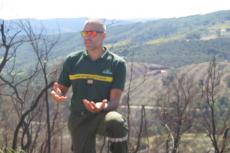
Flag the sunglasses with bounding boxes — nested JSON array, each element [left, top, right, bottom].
[[81, 31, 104, 38]]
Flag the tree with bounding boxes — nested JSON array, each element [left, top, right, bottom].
[[199, 57, 230, 153], [0, 20, 24, 73], [157, 72, 199, 153], [0, 20, 65, 153]]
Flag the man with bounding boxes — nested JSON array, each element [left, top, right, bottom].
[[51, 19, 128, 153]]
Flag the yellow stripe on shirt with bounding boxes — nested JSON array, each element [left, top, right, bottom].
[[69, 74, 113, 82]]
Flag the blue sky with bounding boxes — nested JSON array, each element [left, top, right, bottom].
[[0, 0, 230, 19]]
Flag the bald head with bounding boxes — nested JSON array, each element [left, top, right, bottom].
[[82, 19, 106, 52], [83, 19, 106, 32]]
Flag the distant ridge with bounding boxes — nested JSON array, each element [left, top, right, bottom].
[[2, 9, 230, 68], [0, 17, 134, 34]]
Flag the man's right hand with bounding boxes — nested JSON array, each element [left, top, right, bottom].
[[50, 82, 68, 103]]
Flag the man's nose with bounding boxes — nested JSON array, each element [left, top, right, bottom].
[[84, 35, 92, 40]]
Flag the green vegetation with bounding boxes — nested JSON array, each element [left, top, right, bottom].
[[9, 10, 230, 68], [147, 133, 212, 152], [0, 148, 26, 153]]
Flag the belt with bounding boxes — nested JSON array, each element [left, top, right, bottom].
[[71, 110, 95, 117]]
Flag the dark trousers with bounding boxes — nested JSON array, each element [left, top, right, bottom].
[[68, 111, 128, 153]]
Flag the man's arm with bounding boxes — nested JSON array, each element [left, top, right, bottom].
[[105, 88, 123, 110]]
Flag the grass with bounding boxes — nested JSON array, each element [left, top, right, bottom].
[[107, 39, 131, 48], [208, 21, 230, 30], [144, 133, 212, 153], [145, 34, 185, 45], [0, 148, 26, 153]]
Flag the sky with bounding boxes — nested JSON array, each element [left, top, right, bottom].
[[0, 0, 230, 20]]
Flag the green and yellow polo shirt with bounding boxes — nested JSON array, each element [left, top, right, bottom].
[[58, 48, 126, 114]]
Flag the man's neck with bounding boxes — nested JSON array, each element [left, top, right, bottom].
[[87, 47, 105, 61]]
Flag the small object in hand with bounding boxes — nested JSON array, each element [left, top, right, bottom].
[[95, 102, 103, 108]]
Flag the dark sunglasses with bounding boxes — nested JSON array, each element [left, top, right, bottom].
[[81, 31, 104, 38]]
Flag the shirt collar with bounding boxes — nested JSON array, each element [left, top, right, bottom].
[[101, 47, 108, 59], [84, 47, 108, 59]]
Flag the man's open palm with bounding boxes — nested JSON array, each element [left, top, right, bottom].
[[51, 82, 67, 102], [83, 99, 108, 113]]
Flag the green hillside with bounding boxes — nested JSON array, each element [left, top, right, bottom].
[[107, 10, 230, 67], [4, 10, 230, 69], [54, 10, 230, 67]]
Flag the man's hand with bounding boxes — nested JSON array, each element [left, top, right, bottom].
[[83, 99, 108, 113], [50, 82, 68, 103]]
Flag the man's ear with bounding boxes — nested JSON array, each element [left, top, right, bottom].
[[102, 32, 106, 39]]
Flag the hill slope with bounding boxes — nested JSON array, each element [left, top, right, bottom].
[[51, 10, 230, 67], [2, 10, 230, 69], [122, 61, 230, 105]]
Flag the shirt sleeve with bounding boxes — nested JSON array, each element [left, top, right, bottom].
[[111, 60, 126, 90], [58, 57, 71, 87]]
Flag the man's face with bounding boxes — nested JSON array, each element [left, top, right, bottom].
[[81, 23, 106, 51]]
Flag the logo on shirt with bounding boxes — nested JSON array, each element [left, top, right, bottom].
[[102, 69, 113, 75]]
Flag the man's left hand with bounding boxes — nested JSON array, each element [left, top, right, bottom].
[[83, 99, 108, 113]]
